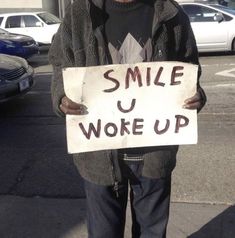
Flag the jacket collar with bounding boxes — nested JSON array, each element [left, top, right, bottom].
[[89, 0, 105, 9], [154, 0, 179, 23], [88, 0, 180, 29]]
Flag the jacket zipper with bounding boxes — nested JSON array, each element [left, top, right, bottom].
[[111, 153, 128, 197], [110, 156, 120, 198]]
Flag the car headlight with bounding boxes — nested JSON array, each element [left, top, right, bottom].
[[12, 55, 29, 69]]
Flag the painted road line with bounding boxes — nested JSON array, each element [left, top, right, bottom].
[[201, 63, 235, 67], [215, 83, 235, 87], [27, 91, 51, 95], [34, 72, 52, 76], [200, 112, 235, 115], [202, 83, 235, 88], [215, 68, 235, 78]]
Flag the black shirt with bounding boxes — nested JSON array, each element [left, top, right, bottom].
[[104, 0, 154, 157]]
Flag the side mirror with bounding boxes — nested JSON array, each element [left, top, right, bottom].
[[214, 13, 224, 23], [36, 21, 43, 27]]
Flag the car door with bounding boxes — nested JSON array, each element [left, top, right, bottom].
[[182, 4, 229, 52], [21, 15, 47, 44]]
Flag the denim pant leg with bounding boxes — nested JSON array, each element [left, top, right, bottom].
[[128, 163, 171, 238], [84, 179, 128, 238]]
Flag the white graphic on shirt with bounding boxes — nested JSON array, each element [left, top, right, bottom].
[[108, 33, 152, 64]]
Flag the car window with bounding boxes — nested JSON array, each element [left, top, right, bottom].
[[200, 6, 219, 22], [0, 17, 3, 25], [5, 16, 22, 28], [182, 5, 220, 22], [23, 15, 41, 27], [182, 5, 203, 22], [210, 4, 235, 16], [222, 13, 233, 21], [37, 12, 61, 25]]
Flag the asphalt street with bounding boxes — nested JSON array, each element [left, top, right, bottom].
[[172, 53, 235, 204], [1, 50, 234, 203], [0, 50, 234, 237]]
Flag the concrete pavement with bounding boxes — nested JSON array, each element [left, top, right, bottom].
[[0, 195, 234, 238], [0, 56, 234, 237]]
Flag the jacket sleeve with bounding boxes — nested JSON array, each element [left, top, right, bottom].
[[48, 6, 75, 118], [175, 10, 207, 111]]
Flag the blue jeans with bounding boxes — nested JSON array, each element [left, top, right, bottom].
[[84, 161, 171, 238]]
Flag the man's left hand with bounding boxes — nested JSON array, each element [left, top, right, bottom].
[[183, 91, 203, 111]]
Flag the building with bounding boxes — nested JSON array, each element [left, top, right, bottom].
[[0, 0, 73, 18]]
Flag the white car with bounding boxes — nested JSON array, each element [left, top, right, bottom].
[[180, 2, 235, 52], [0, 12, 61, 45]]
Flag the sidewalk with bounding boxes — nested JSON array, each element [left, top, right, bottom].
[[0, 196, 234, 238]]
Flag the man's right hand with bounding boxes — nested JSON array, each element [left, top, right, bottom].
[[60, 96, 88, 115]]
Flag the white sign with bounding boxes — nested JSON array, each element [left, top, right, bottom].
[[63, 61, 198, 154]]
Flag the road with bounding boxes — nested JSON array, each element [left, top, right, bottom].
[[0, 50, 234, 204], [173, 53, 235, 204]]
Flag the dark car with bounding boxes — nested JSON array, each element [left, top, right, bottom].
[[0, 54, 34, 102], [0, 28, 39, 58]]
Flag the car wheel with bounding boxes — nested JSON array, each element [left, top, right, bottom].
[[232, 39, 235, 53]]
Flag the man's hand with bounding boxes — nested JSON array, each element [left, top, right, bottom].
[[60, 96, 88, 115], [183, 91, 204, 111]]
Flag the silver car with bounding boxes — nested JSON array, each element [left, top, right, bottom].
[[180, 2, 235, 52], [0, 54, 34, 102]]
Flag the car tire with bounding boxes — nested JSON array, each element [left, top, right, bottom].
[[232, 39, 235, 53]]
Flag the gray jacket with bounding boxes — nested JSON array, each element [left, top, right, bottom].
[[49, 0, 206, 186]]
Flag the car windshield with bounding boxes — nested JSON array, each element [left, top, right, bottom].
[[37, 12, 61, 25], [210, 4, 235, 15]]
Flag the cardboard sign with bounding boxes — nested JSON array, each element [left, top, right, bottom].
[[63, 61, 198, 153]]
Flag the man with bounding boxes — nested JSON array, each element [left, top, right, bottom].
[[49, 0, 206, 237]]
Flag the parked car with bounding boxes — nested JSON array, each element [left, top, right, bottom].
[[0, 54, 34, 102], [0, 12, 61, 45], [180, 2, 235, 52], [0, 28, 39, 58]]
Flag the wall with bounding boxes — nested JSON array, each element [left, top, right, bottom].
[[0, 0, 59, 16], [0, 0, 42, 8], [42, 0, 59, 16], [0, 0, 42, 13]]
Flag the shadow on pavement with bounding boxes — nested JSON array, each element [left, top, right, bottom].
[[199, 51, 234, 57], [188, 205, 235, 238], [0, 73, 86, 198], [0, 196, 87, 238]]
